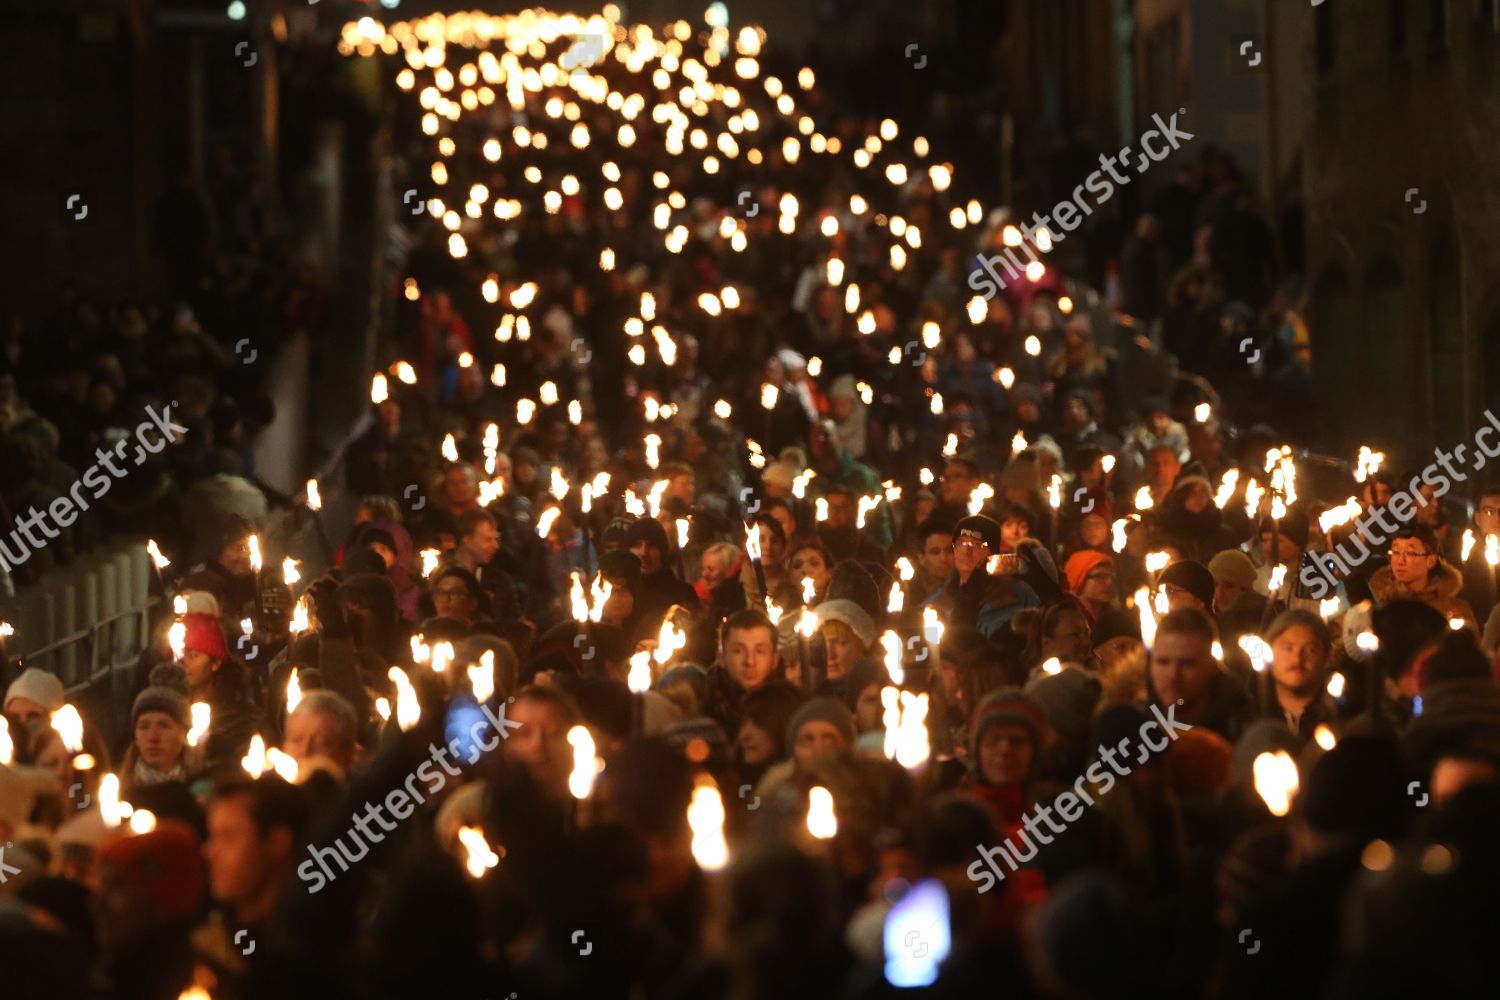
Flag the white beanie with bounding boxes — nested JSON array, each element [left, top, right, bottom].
[[4, 667, 66, 714]]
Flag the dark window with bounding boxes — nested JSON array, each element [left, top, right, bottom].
[[1315, 2, 1335, 73], [1429, 0, 1449, 50]]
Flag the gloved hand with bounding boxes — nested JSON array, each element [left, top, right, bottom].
[[307, 575, 349, 639]]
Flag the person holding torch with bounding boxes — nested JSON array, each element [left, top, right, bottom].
[[919, 514, 1040, 641]]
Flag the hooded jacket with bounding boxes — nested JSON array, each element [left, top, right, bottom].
[[921, 569, 1040, 641]]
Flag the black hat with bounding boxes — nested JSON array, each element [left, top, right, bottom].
[[358, 526, 398, 553], [628, 516, 670, 553], [1159, 559, 1216, 609], [953, 514, 1001, 552], [1258, 511, 1309, 550], [602, 517, 636, 547], [599, 549, 642, 586]]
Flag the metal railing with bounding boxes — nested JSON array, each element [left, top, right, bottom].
[[20, 598, 162, 696]]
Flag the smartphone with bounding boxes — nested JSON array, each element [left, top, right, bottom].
[[444, 697, 489, 766], [990, 552, 1021, 576], [882, 877, 951, 988]]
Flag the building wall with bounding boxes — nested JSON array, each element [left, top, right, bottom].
[[1294, 0, 1500, 466]]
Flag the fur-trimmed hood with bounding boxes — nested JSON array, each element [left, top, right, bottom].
[[1369, 559, 1464, 606], [1368, 559, 1478, 633]]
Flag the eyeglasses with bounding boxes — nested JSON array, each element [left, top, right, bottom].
[[1479, 505, 1500, 517], [433, 586, 471, 599], [1388, 549, 1432, 561], [952, 538, 988, 551]]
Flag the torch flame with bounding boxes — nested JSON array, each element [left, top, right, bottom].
[[570, 572, 589, 622], [51, 705, 84, 753], [1135, 586, 1157, 650], [1252, 750, 1300, 817], [882, 687, 902, 760], [628, 650, 653, 694], [922, 606, 944, 645], [806, 785, 837, 839], [894, 691, 930, 769], [688, 780, 729, 870], [1239, 634, 1272, 671], [147, 539, 171, 569], [568, 725, 597, 799], [589, 577, 612, 623], [99, 772, 130, 827], [458, 825, 500, 878], [267, 747, 298, 783], [880, 630, 904, 686], [241, 734, 268, 778], [187, 702, 211, 747], [470, 651, 495, 703], [288, 596, 310, 636], [306, 479, 322, 511], [388, 667, 421, 731], [1214, 469, 1240, 510], [653, 616, 687, 665]]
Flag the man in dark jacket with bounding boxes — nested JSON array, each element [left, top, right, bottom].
[[629, 516, 698, 637], [920, 514, 1040, 640]]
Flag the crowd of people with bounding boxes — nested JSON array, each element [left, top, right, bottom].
[[3, 9, 1500, 999]]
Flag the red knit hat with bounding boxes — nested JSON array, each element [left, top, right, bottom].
[[181, 612, 230, 661], [97, 819, 204, 921], [1064, 550, 1113, 595]]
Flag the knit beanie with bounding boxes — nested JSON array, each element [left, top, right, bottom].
[[969, 689, 1048, 751], [1166, 727, 1232, 798], [1207, 549, 1257, 591], [664, 715, 731, 769], [131, 684, 190, 729], [786, 696, 857, 750], [4, 668, 66, 714], [97, 819, 204, 920], [180, 613, 229, 661], [177, 590, 221, 618], [1064, 550, 1113, 595], [1024, 666, 1101, 745], [1159, 560, 1215, 608]]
